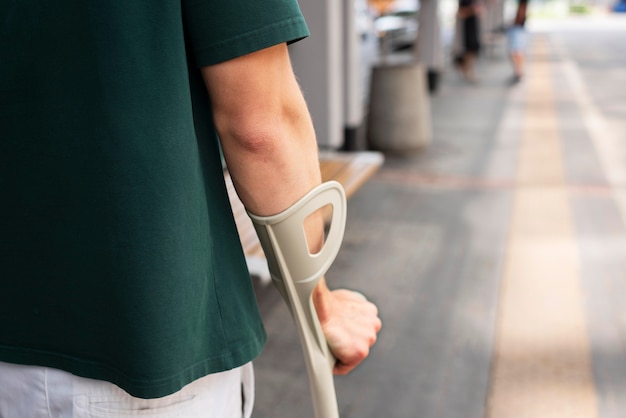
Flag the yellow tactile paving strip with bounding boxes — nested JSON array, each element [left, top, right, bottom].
[[487, 36, 599, 418]]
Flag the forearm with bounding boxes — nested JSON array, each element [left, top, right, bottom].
[[215, 74, 332, 303]]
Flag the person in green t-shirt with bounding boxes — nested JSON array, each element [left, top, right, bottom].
[[0, 1, 381, 416]]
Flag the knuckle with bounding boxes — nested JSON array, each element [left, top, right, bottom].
[[356, 345, 370, 360]]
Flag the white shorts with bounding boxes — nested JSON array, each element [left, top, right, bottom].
[[0, 361, 254, 418]]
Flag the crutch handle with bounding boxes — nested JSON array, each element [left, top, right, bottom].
[[249, 181, 346, 418]]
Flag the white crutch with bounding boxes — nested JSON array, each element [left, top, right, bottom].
[[248, 181, 346, 418]]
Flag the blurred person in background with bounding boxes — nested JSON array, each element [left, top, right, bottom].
[[508, 0, 530, 84], [456, 0, 483, 82]]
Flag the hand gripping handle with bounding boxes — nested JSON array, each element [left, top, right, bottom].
[[248, 181, 346, 418]]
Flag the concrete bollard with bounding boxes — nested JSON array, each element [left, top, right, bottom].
[[367, 58, 432, 153]]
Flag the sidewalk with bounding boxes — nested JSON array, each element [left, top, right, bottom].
[[252, 19, 626, 418]]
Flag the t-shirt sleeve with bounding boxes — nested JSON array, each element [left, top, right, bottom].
[[182, 0, 310, 67]]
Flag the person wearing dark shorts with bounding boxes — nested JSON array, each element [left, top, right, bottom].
[[458, 0, 482, 82]]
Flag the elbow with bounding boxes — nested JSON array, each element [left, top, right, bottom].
[[215, 111, 283, 156]]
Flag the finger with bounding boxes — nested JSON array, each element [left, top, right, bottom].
[[351, 290, 367, 300], [333, 360, 359, 376], [334, 288, 368, 301]]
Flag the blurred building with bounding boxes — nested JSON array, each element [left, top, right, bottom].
[[290, 0, 504, 150], [289, 0, 377, 150]]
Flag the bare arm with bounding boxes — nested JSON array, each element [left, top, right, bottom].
[[201, 43, 320, 216], [201, 43, 381, 374]]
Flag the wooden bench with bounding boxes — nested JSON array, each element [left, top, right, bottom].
[[225, 150, 384, 283]]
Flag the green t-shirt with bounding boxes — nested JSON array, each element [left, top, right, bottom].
[[0, 0, 308, 399]]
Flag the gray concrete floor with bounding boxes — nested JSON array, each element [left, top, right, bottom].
[[251, 15, 626, 418]]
